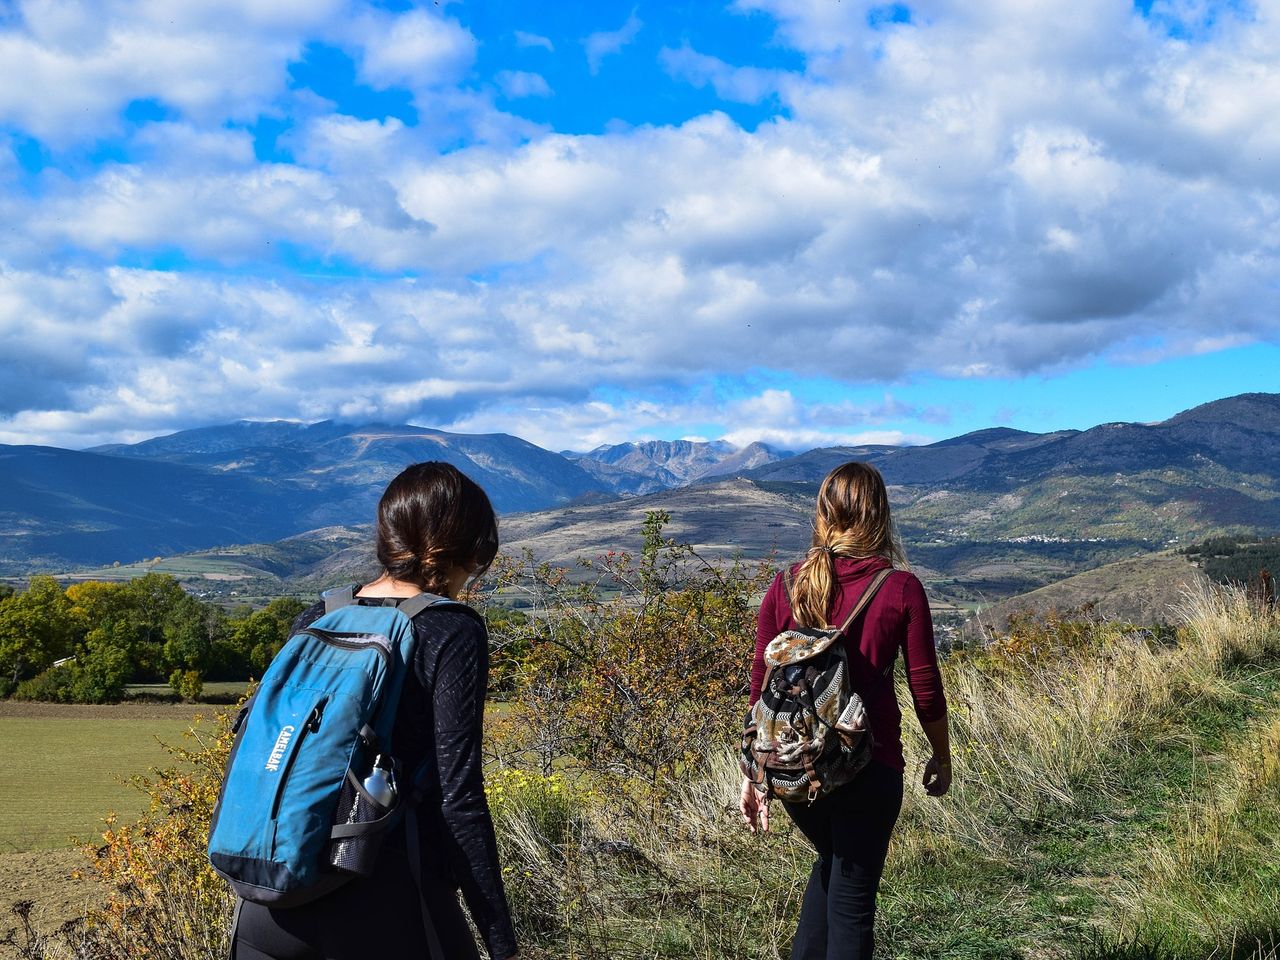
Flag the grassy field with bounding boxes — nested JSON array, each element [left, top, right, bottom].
[[0, 702, 214, 851], [123, 681, 249, 702]]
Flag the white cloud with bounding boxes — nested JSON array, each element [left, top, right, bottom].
[[0, 0, 344, 142], [584, 11, 642, 74], [354, 7, 475, 92], [514, 30, 554, 51], [496, 70, 552, 99], [1, 0, 1279, 450], [660, 45, 789, 103]]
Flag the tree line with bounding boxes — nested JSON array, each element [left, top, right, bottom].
[[0, 574, 306, 703], [1182, 535, 1280, 590]]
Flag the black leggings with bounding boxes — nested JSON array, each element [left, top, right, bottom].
[[232, 845, 480, 960], [783, 761, 904, 960]]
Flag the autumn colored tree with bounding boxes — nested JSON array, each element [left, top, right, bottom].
[[488, 512, 773, 803], [0, 575, 76, 686]]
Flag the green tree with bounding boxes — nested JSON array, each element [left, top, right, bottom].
[[77, 620, 142, 702], [162, 594, 214, 676], [65, 580, 132, 630], [227, 610, 281, 678], [224, 597, 308, 678], [121, 574, 190, 680], [0, 575, 76, 686], [262, 596, 307, 624]]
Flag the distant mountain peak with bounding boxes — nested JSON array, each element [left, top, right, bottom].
[[573, 437, 787, 491], [1165, 392, 1280, 428]]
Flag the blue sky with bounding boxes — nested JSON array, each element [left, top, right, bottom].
[[0, 0, 1276, 451]]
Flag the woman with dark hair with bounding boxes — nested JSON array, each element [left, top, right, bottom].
[[741, 461, 950, 960], [234, 462, 518, 960]]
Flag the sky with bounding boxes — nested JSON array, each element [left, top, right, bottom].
[[0, 0, 1277, 453]]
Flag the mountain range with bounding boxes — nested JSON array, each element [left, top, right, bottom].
[[0, 423, 784, 573], [569, 439, 789, 494], [2, 393, 1279, 595]]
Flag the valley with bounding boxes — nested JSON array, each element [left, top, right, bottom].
[[2, 392, 1278, 615]]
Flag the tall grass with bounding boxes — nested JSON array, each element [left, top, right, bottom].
[[486, 579, 1280, 958], [8, 580, 1279, 959]]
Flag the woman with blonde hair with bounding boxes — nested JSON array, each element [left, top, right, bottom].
[[741, 461, 950, 959]]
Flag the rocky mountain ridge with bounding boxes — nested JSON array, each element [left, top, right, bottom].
[[2, 393, 1278, 579]]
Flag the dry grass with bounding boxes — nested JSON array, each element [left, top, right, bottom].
[[489, 579, 1280, 958], [6, 580, 1279, 959]]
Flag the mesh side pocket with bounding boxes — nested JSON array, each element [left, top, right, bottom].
[[328, 773, 388, 877]]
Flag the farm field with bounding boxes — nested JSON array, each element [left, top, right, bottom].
[[0, 701, 229, 929], [0, 701, 218, 851]]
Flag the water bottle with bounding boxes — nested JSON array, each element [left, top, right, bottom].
[[362, 754, 397, 808], [328, 754, 397, 876]]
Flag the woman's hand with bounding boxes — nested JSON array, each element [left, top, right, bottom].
[[922, 755, 952, 797], [740, 777, 769, 833], [919, 716, 952, 797]]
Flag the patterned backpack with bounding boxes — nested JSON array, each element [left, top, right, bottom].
[[741, 567, 894, 804]]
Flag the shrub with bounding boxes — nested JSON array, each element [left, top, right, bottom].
[[168, 669, 203, 702], [78, 710, 235, 959], [487, 511, 772, 804], [13, 663, 84, 703]]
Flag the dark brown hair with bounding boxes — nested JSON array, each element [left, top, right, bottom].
[[375, 462, 499, 596], [789, 461, 906, 627]]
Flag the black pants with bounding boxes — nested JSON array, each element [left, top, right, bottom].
[[783, 761, 904, 960], [232, 844, 480, 960]]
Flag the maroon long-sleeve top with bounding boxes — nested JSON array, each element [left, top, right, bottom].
[[750, 555, 947, 772]]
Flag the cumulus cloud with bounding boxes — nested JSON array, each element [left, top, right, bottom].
[[0, 0, 345, 142], [353, 7, 475, 92], [1, 0, 1279, 450]]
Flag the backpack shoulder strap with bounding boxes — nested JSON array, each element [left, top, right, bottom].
[[396, 591, 458, 620], [323, 588, 464, 620], [781, 568, 796, 610], [832, 567, 895, 637]]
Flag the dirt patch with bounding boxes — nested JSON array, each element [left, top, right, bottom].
[[0, 701, 213, 721], [0, 849, 102, 930]]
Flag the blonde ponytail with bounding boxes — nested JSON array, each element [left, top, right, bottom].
[[788, 462, 907, 627]]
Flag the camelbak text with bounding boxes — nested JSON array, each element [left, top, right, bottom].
[[265, 725, 296, 772]]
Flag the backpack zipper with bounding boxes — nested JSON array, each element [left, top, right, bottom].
[[298, 627, 396, 745], [269, 697, 328, 820], [299, 628, 393, 667]]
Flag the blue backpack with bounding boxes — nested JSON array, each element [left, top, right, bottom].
[[207, 586, 462, 958]]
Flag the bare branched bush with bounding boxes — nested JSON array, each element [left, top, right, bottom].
[[485, 511, 773, 807]]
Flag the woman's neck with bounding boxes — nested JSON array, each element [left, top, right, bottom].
[[357, 574, 437, 599]]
